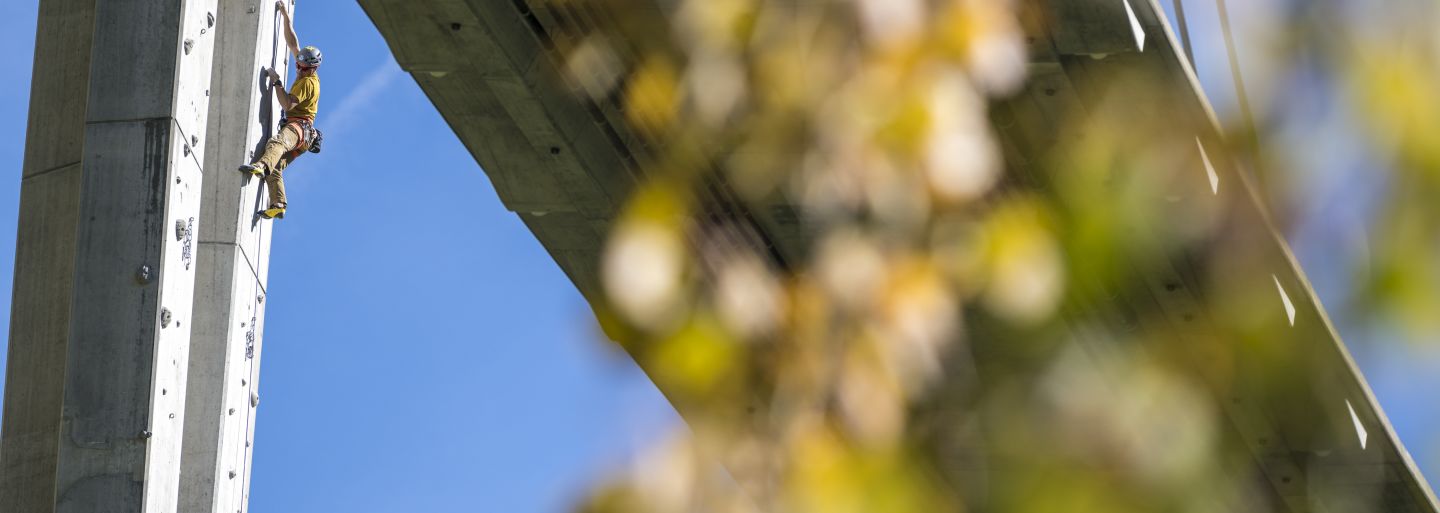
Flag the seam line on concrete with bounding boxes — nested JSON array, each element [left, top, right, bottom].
[[23, 160, 81, 180], [85, 116, 174, 126], [86, 117, 207, 171], [240, 241, 267, 295], [172, 119, 205, 172], [197, 241, 268, 294]]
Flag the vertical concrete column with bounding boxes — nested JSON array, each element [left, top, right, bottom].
[[0, 0, 218, 511], [0, 1, 95, 511], [181, 1, 290, 511]]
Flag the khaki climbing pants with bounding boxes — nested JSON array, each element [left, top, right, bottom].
[[251, 125, 306, 208]]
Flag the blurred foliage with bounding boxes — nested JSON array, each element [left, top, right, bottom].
[[554, 0, 1440, 511]]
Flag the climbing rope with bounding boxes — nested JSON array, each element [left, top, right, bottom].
[[234, 5, 290, 508]]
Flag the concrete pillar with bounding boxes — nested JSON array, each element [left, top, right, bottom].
[[1, 0, 218, 511], [0, 1, 95, 510], [181, 1, 288, 511]]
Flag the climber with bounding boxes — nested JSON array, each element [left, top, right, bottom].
[[239, 0, 323, 220]]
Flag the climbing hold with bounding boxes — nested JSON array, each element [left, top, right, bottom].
[[181, 217, 195, 271]]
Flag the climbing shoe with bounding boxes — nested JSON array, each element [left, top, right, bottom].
[[239, 163, 265, 176], [260, 206, 286, 220]]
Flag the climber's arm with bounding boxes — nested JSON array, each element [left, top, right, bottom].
[[276, 1, 299, 59], [266, 67, 297, 111]]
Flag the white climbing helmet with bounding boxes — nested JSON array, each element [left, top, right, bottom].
[[298, 46, 322, 68]]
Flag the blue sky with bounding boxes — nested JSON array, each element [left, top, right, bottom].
[[0, 2, 1434, 512], [215, 4, 682, 511]]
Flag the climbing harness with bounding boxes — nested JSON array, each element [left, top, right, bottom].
[[278, 116, 321, 159]]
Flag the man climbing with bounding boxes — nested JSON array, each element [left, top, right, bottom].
[[240, 0, 322, 220]]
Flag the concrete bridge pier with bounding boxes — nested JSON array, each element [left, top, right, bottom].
[[0, 0, 280, 511], [181, 0, 288, 511]]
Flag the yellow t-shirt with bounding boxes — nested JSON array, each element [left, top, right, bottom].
[[286, 74, 320, 119]]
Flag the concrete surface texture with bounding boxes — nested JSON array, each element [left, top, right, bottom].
[[1, 0, 281, 511], [182, 0, 288, 511], [31, 0, 215, 511], [0, 0, 94, 509]]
